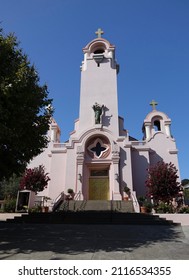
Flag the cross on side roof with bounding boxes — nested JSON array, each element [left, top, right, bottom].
[[95, 28, 104, 38]]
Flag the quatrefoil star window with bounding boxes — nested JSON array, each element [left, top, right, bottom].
[[88, 138, 109, 158]]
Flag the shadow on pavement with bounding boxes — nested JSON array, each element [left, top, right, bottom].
[[0, 223, 188, 259]]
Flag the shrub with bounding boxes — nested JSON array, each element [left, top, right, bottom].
[[155, 201, 174, 213], [177, 206, 189, 213], [28, 205, 42, 213], [3, 198, 16, 212]]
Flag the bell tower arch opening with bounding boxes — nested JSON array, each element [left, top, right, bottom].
[[153, 119, 161, 131]]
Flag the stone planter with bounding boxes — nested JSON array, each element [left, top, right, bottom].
[[42, 206, 49, 213], [140, 206, 147, 213]]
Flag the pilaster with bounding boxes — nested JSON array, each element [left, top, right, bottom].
[[76, 146, 84, 200], [111, 143, 122, 200]]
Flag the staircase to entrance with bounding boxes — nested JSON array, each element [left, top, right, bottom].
[[58, 200, 134, 212], [3, 200, 180, 226]]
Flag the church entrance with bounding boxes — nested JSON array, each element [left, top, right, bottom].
[[88, 169, 109, 200]]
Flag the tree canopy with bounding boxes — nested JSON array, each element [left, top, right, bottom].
[[0, 28, 53, 181], [19, 165, 50, 194], [145, 161, 181, 203], [181, 179, 189, 186]]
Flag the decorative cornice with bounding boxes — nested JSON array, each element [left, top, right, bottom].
[[169, 149, 178, 154]]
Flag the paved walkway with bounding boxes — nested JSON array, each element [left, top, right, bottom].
[[0, 223, 189, 260]]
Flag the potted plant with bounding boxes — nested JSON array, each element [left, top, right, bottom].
[[42, 196, 51, 212], [138, 196, 152, 213], [123, 186, 130, 201], [67, 189, 75, 200], [143, 201, 153, 213]]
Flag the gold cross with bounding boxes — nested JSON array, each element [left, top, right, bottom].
[[95, 28, 104, 38], [150, 100, 158, 110]]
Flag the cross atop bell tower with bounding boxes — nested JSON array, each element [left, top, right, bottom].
[[95, 28, 104, 38], [150, 100, 158, 110]]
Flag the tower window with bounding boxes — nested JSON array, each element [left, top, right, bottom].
[[94, 49, 104, 54], [153, 120, 161, 131]]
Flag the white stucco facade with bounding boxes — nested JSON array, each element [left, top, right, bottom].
[[29, 33, 181, 202]]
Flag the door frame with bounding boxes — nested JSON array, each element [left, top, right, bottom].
[[87, 164, 110, 200]]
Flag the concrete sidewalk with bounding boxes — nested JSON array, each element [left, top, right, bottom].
[[0, 223, 189, 260], [0, 213, 26, 221]]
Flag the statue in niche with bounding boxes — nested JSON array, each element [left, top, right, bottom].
[[92, 102, 104, 124]]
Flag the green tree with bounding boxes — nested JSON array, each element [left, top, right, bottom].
[[0, 174, 20, 200], [0, 174, 20, 213], [0, 28, 53, 181], [181, 179, 189, 186], [145, 161, 181, 203]]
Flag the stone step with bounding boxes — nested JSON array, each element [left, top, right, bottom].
[[58, 200, 134, 213], [5, 211, 180, 226]]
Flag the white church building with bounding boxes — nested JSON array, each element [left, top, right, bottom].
[[29, 29, 181, 205]]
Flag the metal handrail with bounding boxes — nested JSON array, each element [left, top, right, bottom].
[[74, 191, 81, 201], [131, 191, 140, 213], [52, 191, 65, 212], [54, 191, 65, 203]]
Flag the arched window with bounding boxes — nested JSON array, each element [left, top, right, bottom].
[[94, 49, 104, 54], [153, 120, 161, 131]]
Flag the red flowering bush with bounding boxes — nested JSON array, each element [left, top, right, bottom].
[[19, 165, 50, 194], [145, 161, 181, 203]]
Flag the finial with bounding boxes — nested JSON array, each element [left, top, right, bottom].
[[150, 100, 158, 110], [95, 28, 104, 38]]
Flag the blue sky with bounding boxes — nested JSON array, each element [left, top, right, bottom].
[[1, 0, 189, 179]]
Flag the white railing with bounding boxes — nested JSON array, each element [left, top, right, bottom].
[[52, 191, 65, 212], [131, 191, 140, 213], [74, 191, 82, 201]]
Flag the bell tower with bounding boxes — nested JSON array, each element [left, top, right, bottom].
[[143, 100, 172, 140], [78, 29, 120, 137]]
